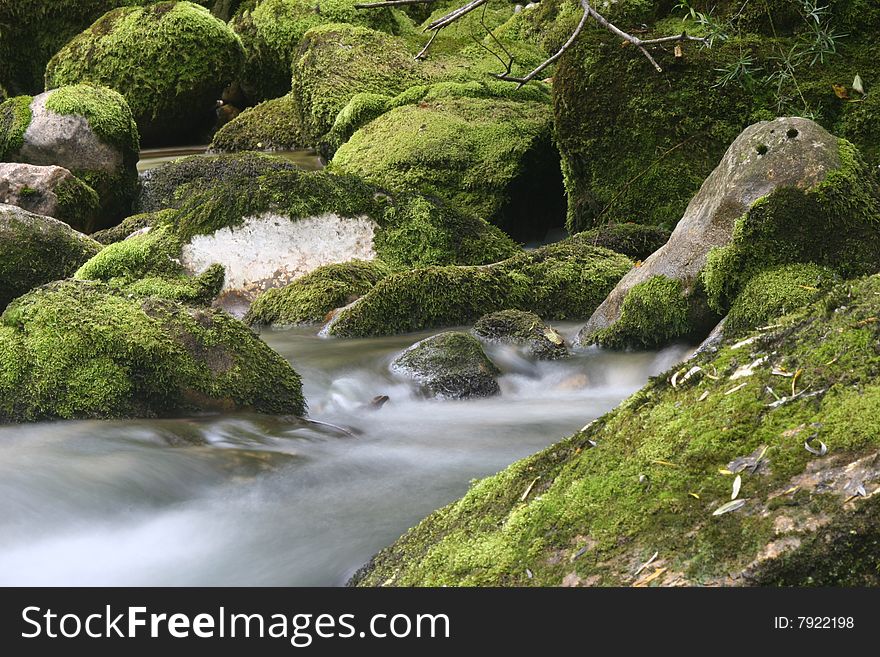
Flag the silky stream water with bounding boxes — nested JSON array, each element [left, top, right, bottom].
[[0, 325, 692, 586]]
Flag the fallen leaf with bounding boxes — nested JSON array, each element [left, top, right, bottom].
[[853, 74, 864, 95], [652, 459, 678, 468], [698, 390, 710, 401], [633, 567, 667, 587], [718, 468, 734, 475], [674, 44, 683, 58], [833, 83, 850, 99], [689, 492, 700, 499], [712, 498, 748, 516], [521, 476, 540, 502], [804, 440, 828, 456], [726, 382, 748, 395], [732, 474, 742, 500]]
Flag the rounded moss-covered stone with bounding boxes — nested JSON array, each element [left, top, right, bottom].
[[0, 1, 150, 96], [0, 203, 102, 310], [391, 332, 500, 400], [245, 259, 390, 326], [209, 94, 305, 153], [0, 279, 305, 422], [0, 85, 140, 228], [230, 0, 403, 102], [352, 273, 880, 587], [45, 2, 246, 146], [572, 223, 670, 262], [90, 211, 161, 244], [331, 92, 565, 242], [0, 163, 101, 233], [725, 263, 839, 335], [291, 24, 425, 149], [324, 240, 632, 337], [473, 310, 568, 360]]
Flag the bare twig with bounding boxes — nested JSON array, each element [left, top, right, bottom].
[[355, 0, 435, 7], [426, 0, 489, 32], [415, 29, 440, 60]]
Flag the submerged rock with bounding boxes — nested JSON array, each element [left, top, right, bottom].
[[391, 332, 500, 400], [473, 310, 568, 361], [0, 279, 305, 422], [353, 273, 880, 586], [45, 2, 245, 145], [325, 240, 631, 338], [578, 119, 880, 350], [0, 85, 140, 227], [245, 260, 391, 326], [0, 163, 100, 232], [0, 203, 102, 310]]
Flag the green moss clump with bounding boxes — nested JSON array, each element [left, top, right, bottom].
[[321, 92, 392, 158], [291, 24, 426, 149], [45, 84, 140, 155], [0, 96, 34, 160], [726, 263, 839, 335], [45, 2, 246, 145], [591, 275, 694, 350], [50, 175, 103, 234], [473, 309, 568, 361], [326, 240, 632, 337], [391, 331, 500, 400], [209, 93, 305, 153], [245, 259, 390, 326], [91, 211, 162, 245], [0, 204, 103, 311], [0, 279, 305, 422], [231, 0, 403, 102], [702, 140, 880, 313], [353, 273, 880, 587], [573, 223, 670, 261], [331, 92, 564, 242]]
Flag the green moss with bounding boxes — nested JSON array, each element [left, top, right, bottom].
[[473, 309, 568, 360], [209, 93, 304, 152], [91, 211, 161, 245], [354, 273, 880, 587], [321, 92, 393, 158], [291, 24, 427, 149], [0, 204, 103, 310], [45, 2, 246, 145], [702, 140, 880, 313], [573, 223, 670, 261], [0, 95, 33, 160], [0, 279, 305, 422], [51, 175, 102, 234], [44, 84, 140, 154], [326, 240, 632, 337], [245, 259, 390, 326], [231, 0, 403, 102], [726, 263, 839, 335]]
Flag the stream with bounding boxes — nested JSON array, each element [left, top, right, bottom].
[[0, 324, 692, 586]]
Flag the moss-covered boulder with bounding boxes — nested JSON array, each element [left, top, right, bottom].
[[0, 1, 150, 97], [45, 2, 245, 146], [473, 310, 568, 361], [578, 118, 872, 350], [554, 2, 880, 232], [391, 332, 500, 400], [574, 223, 670, 262], [725, 264, 840, 336], [0, 163, 101, 233], [0, 85, 139, 228], [208, 93, 304, 153], [331, 88, 565, 242], [291, 24, 425, 150], [352, 273, 880, 586], [0, 279, 305, 422], [230, 0, 404, 102], [0, 204, 102, 310], [90, 211, 161, 245], [324, 240, 632, 337], [98, 152, 518, 309], [245, 259, 390, 326]]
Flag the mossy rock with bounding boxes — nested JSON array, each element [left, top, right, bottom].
[[230, 0, 404, 102], [725, 263, 840, 335], [0, 1, 152, 97], [209, 93, 305, 153], [101, 152, 518, 307], [573, 223, 670, 261], [45, 2, 246, 146], [0, 163, 101, 233], [245, 259, 391, 326], [553, 9, 880, 232], [291, 23, 426, 150], [0, 85, 140, 228], [473, 310, 568, 361], [0, 279, 305, 422], [332, 91, 566, 242], [90, 211, 162, 244], [352, 273, 880, 586], [324, 239, 632, 337], [0, 203, 102, 311], [391, 331, 501, 400]]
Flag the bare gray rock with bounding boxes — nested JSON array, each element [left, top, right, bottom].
[[0, 163, 99, 232]]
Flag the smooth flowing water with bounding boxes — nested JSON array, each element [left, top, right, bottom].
[[0, 325, 692, 586], [137, 146, 324, 172]]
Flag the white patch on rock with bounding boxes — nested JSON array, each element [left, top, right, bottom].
[[181, 212, 379, 309]]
